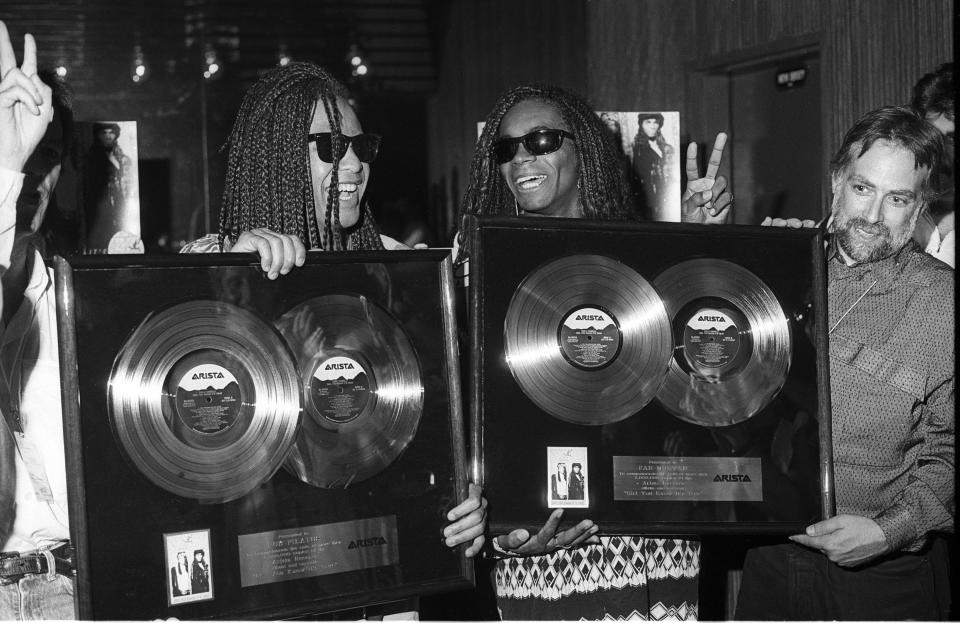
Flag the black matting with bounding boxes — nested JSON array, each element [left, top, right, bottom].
[[54, 250, 472, 620], [467, 216, 833, 537]]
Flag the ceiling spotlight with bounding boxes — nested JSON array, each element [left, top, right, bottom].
[[277, 44, 291, 67], [131, 45, 149, 84], [346, 43, 369, 79], [55, 65, 67, 77], [203, 44, 222, 80]]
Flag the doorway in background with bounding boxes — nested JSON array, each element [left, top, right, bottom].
[[729, 51, 822, 224]]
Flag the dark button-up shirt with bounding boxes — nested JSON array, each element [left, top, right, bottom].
[[828, 240, 954, 552]]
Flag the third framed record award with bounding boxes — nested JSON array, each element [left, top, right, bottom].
[[467, 216, 833, 535], [55, 251, 471, 619]]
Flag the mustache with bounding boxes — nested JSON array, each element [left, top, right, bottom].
[[842, 217, 890, 237]]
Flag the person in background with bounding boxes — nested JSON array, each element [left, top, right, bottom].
[[736, 106, 953, 621], [0, 20, 77, 620], [83, 121, 132, 252], [632, 112, 676, 220], [910, 62, 954, 267], [599, 111, 643, 216], [456, 82, 731, 621]]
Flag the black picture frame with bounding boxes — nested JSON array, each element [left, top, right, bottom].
[[466, 216, 833, 537], [54, 250, 472, 620]]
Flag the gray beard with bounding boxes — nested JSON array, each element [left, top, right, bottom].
[[834, 216, 913, 264]]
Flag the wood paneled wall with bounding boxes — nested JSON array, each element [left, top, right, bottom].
[[823, 0, 954, 153], [587, 0, 697, 111], [426, 0, 587, 239], [589, 0, 953, 216], [430, 0, 953, 224]]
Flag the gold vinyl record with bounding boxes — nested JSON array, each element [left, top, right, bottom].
[[277, 294, 423, 488], [109, 301, 302, 503], [653, 258, 791, 427], [503, 254, 672, 425]]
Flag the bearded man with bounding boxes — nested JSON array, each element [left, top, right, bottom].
[[737, 105, 954, 621]]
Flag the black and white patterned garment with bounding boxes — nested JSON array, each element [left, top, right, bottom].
[[495, 536, 700, 621]]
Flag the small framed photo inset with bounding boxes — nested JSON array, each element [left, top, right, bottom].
[[164, 529, 214, 606], [547, 446, 589, 509]]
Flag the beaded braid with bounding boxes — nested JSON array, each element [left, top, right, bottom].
[[457, 84, 631, 263], [217, 62, 384, 251]]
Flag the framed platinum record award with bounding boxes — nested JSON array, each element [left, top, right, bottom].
[[466, 216, 833, 536], [54, 250, 472, 619]]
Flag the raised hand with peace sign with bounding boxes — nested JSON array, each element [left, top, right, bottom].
[[681, 132, 733, 224], [0, 21, 53, 173]]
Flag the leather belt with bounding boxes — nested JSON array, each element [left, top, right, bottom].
[[0, 543, 75, 585]]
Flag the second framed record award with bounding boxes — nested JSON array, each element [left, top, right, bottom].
[[467, 216, 833, 536], [55, 251, 471, 620]]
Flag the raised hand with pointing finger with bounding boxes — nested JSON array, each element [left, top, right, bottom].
[[681, 132, 733, 224], [0, 21, 53, 173]]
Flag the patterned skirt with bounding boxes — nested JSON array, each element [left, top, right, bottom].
[[494, 536, 700, 621]]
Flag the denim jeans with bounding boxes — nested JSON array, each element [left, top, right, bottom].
[[0, 573, 75, 620]]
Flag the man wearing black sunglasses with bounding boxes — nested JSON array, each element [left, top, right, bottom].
[[457, 82, 732, 622], [306, 132, 381, 166], [180, 62, 488, 563], [183, 63, 404, 275], [491, 128, 576, 166]]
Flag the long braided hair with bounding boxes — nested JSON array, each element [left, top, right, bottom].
[[218, 62, 383, 251], [456, 84, 631, 262]]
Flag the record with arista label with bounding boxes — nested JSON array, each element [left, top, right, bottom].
[[503, 254, 672, 425], [109, 300, 302, 503], [170, 357, 244, 440], [653, 258, 792, 427], [277, 294, 423, 488], [308, 354, 373, 424]]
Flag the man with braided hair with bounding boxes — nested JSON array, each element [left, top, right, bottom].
[[455, 83, 732, 621], [456, 83, 730, 271], [183, 62, 397, 273], [182, 62, 487, 561]]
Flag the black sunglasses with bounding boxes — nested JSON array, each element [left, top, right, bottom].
[[492, 129, 575, 164], [307, 132, 382, 164]]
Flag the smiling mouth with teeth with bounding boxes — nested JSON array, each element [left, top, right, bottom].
[[516, 175, 546, 190]]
